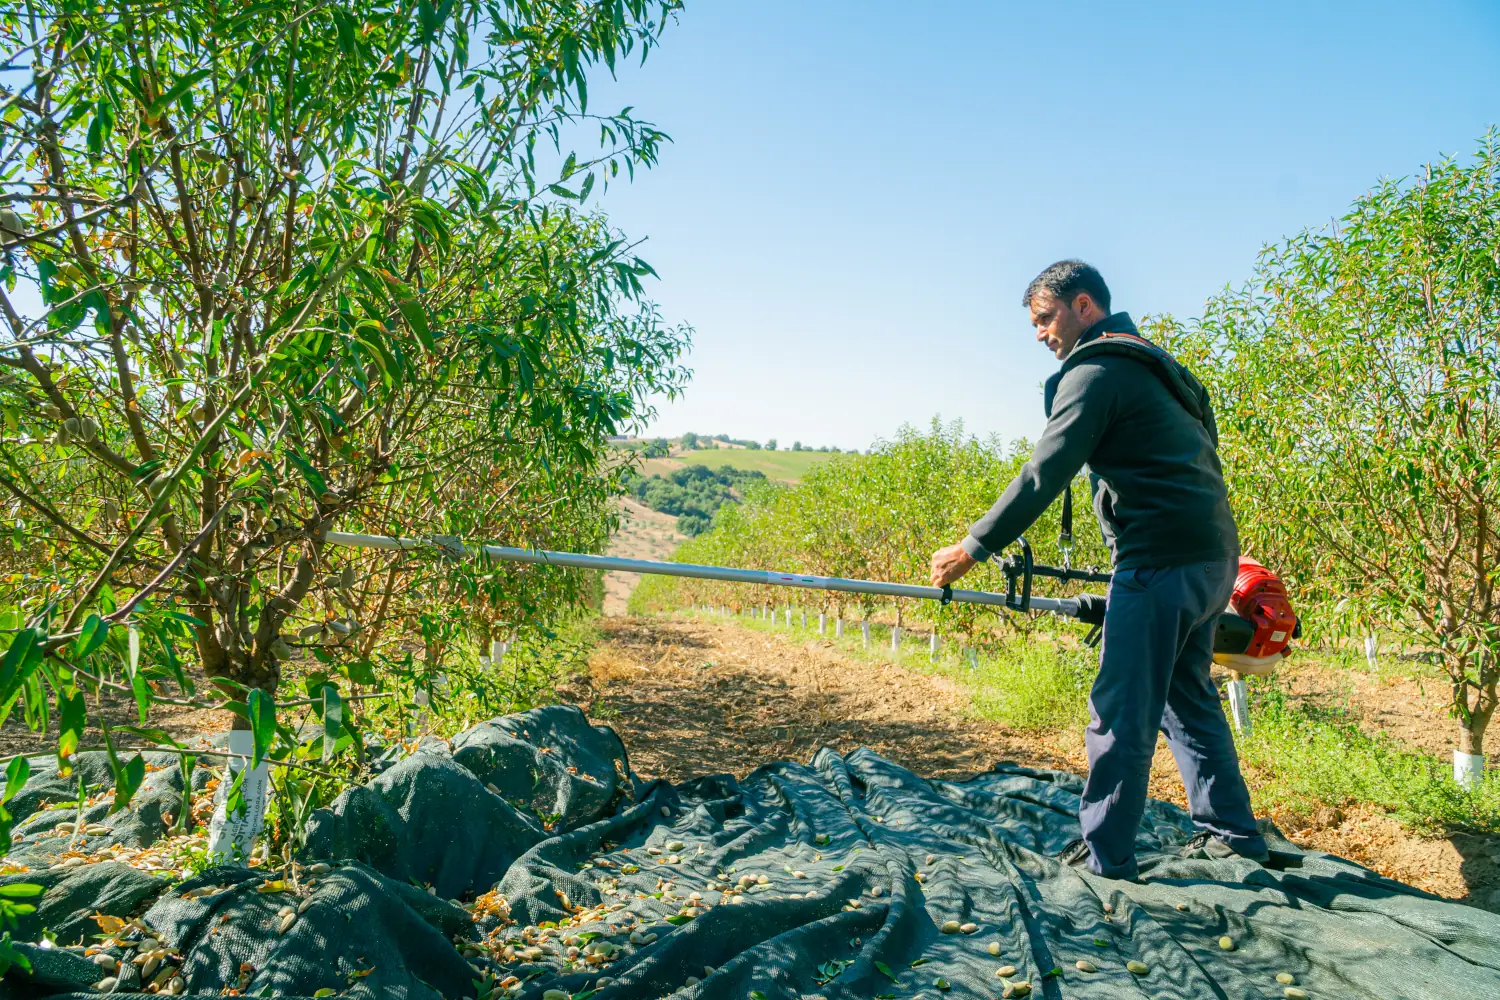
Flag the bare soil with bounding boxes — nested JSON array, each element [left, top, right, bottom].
[[0, 691, 233, 759], [601, 498, 687, 616], [1274, 654, 1500, 759]]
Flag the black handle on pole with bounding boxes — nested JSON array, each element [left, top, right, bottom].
[[1000, 538, 1035, 611]]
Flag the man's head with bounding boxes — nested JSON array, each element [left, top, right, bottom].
[[1023, 260, 1111, 360]]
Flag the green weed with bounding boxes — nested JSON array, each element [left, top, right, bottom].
[[1237, 686, 1500, 834], [962, 641, 1095, 731]]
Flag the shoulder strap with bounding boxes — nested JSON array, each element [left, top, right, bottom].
[[1063, 331, 1214, 437]]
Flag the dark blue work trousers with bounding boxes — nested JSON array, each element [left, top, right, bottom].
[[1080, 558, 1267, 879]]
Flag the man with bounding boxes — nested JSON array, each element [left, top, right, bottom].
[[929, 260, 1268, 880]]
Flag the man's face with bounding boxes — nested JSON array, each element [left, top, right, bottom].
[[1030, 291, 1089, 360]]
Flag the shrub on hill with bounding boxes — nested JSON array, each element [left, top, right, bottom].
[[627, 465, 769, 536]]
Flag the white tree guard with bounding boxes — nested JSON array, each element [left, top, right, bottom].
[[861, 621, 870, 648], [891, 627, 901, 653], [1226, 677, 1251, 733], [1363, 635, 1379, 671], [818, 613, 826, 635], [835, 618, 843, 639], [206, 729, 270, 862], [801, 611, 807, 628], [929, 633, 939, 661], [1455, 750, 1486, 789]]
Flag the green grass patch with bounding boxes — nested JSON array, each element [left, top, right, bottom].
[[1238, 685, 1500, 833], [963, 641, 1095, 730], [669, 606, 1094, 729], [640, 448, 838, 483]]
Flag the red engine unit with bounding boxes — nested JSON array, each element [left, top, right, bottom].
[[1229, 557, 1298, 658]]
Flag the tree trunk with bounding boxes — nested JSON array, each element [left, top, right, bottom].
[[1459, 679, 1497, 756]]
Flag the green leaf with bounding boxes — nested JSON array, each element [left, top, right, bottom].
[[57, 688, 86, 762], [0, 930, 32, 974], [0, 883, 42, 898], [115, 724, 186, 751], [128, 459, 165, 483], [107, 750, 145, 815], [2, 756, 29, 806], [146, 69, 211, 120], [321, 685, 342, 764], [395, 296, 434, 353], [73, 614, 111, 661], [224, 765, 246, 818], [286, 451, 328, 497], [874, 960, 898, 981], [0, 630, 42, 730], [247, 689, 275, 769], [343, 659, 378, 686], [330, 9, 357, 55], [232, 468, 265, 490], [124, 628, 150, 724], [224, 423, 254, 450]]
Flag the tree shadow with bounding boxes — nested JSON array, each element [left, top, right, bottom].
[[1450, 829, 1500, 913]]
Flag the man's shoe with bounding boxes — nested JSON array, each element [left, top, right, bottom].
[[1056, 838, 1093, 869], [1178, 830, 1270, 863]]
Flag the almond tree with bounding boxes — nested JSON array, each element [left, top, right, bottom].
[[0, 0, 688, 792], [1172, 134, 1500, 770]]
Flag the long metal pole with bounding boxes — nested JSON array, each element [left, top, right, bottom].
[[322, 532, 1081, 616]]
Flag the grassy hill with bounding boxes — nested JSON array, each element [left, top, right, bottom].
[[639, 448, 838, 483]]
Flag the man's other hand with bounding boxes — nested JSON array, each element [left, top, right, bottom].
[[930, 543, 977, 588]]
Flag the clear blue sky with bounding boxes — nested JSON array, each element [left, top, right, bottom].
[[587, 0, 1500, 451]]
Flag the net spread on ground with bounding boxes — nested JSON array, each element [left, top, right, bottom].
[[4, 705, 1496, 999]]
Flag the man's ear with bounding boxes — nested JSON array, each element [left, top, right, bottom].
[[1071, 292, 1100, 320]]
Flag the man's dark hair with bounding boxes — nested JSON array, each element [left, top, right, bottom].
[[1022, 259, 1111, 314]]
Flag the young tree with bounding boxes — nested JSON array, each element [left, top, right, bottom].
[[0, 1, 688, 766], [1173, 134, 1500, 775], [678, 431, 698, 450], [765, 438, 776, 451]]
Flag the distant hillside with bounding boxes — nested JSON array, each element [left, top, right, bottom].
[[639, 448, 837, 483], [624, 464, 768, 536], [613, 433, 847, 483]]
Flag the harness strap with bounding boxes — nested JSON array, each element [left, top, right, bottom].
[[1060, 482, 1074, 553]]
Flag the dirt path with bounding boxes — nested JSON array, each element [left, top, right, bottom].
[[573, 613, 1500, 911], [601, 497, 686, 616]]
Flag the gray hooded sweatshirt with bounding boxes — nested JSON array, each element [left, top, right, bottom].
[[960, 312, 1239, 570]]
